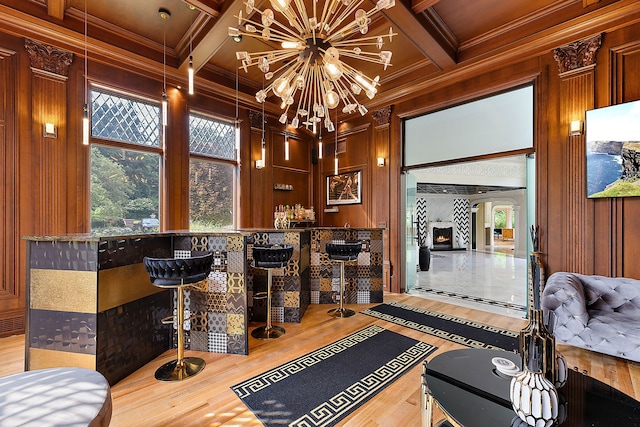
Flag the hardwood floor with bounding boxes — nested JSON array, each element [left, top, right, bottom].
[[2, 293, 639, 426]]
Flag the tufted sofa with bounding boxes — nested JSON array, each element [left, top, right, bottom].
[[541, 272, 640, 362]]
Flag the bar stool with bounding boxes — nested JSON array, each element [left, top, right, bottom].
[[251, 244, 293, 339], [143, 252, 213, 381], [326, 241, 362, 318]]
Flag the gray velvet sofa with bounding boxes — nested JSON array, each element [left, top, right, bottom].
[[541, 272, 640, 362]]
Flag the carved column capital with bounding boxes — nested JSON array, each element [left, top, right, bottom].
[[372, 106, 392, 126], [553, 34, 602, 75], [249, 110, 265, 129], [24, 39, 73, 77]]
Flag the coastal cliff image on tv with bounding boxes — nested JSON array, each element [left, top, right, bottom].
[[586, 100, 640, 198]]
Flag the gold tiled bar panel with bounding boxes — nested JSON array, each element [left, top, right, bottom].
[[29, 348, 97, 371], [98, 263, 162, 312], [30, 269, 97, 312]]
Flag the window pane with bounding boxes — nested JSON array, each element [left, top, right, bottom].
[[189, 159, 234, 230], [91, 89, 161, 147], [90, 146, 160, 234], [189, 113, 235, 160]]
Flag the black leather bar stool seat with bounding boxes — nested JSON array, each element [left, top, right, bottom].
[[326, 241, 362, 318], [143, 252, 213, 381], [251, 244, 293, 339]]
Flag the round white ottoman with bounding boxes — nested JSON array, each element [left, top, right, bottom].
[[0, 368, 112, 426]]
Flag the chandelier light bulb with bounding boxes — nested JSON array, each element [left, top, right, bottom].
[[281, 41, 301, 49]]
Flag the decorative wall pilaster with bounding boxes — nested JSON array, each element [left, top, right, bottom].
[[553, 34, 601, 274], [24, 39, 73, 235], [372, 106, 392, 290]]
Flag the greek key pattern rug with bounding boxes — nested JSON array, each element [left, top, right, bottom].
[[231, 324, 437, 427], [361, 301, 519, 351]]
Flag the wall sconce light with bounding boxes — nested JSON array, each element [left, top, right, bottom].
[[377, 157, 385, 167], [256, 159, 265, 169], [569, 120, 583, 136], [43, 123, 57, 138]]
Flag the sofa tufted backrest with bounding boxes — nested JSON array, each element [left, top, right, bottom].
[[578, 274, 640, 316], [542, 272, 589, 327]]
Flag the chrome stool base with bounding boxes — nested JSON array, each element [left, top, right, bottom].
[[155, 356, 206, 382], [328, 307, 356, 318], [251, 325, 286, 339]]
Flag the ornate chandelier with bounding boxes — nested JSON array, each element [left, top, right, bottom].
[[228, 0, 396, 132]]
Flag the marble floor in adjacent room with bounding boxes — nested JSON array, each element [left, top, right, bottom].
[[407, 245, 528, 319]]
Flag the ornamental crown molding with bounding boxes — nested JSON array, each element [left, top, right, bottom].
[[553, 34, 602, 75], [372, 106, 392, 126], [248, 110, 265, 129], [24, 39, 73, 77]]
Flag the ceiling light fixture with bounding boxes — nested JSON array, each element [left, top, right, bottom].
[[334, 109, 338, 175], [159, 7, 171, 127], [187, 5, 195, 95], [256, 77, 266, 169], [284, 123, 290, 161], [229, 0, 396, 133], [82, 0, 89, 145]]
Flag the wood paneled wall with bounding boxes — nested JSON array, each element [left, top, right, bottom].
[[2, 17, 640, 336]]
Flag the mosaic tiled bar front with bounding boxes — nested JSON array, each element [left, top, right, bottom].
[[26, 232, 249, 385], [173, 234, 248, 355], [245, 230, 311, 324], [310, 228, 384, 305], [25, 228, 383, 384]]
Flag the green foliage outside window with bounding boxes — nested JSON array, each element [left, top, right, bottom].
[[90, 146, 160, 234]]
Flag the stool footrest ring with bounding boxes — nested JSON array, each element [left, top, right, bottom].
[[161, 315, 176, 325]]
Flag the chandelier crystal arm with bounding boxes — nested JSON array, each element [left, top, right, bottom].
[[269, 0, 307, 34], [339, 50, 393, 67], [331, 31, 398, 47], [323, 0, 366, 37], [232, 19, 304, 46], [292, 0, 311, 32]]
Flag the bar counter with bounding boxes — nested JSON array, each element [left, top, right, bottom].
[[24, 227, 384, 384]]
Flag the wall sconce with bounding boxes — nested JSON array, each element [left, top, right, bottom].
[[43, 123, 57, 138], [256, 159, 265, 169], [377, 157, 385, 167], [569, 120, 583, 136]]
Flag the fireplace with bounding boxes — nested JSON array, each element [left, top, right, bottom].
[[432, 227, 453, 250]]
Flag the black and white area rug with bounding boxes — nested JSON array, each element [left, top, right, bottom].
[[412, 286, 527, 313], [361, 301, 519, 351], [231, 324, 437, 427]]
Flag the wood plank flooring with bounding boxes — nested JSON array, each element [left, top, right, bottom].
[[2, 293, 639, 426]]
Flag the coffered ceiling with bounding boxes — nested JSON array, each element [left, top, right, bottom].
[[1, 0, 632, 115]]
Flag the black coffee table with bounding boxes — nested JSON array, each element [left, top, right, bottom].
[[421, 348, 640, 427]]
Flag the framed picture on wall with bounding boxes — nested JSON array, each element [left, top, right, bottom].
[[327, 170, 362, 205]]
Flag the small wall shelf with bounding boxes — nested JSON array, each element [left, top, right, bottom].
[[273, 183, 293, 191]]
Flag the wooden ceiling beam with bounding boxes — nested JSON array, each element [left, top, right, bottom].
[[47, 0, 66, 20], [411, 0, 440, 14], [184, 0, 221, 19], [376, 0, 457, 70], [178, 0, 248, 74]]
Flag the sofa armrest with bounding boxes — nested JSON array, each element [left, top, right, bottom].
[[541, 272, 589, 339]]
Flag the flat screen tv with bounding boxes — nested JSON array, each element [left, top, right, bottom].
[[585, 99, 640, 198]]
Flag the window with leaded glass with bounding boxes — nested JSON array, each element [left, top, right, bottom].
[[189, 112, 237, 230], [89, 86, 161, 235]]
